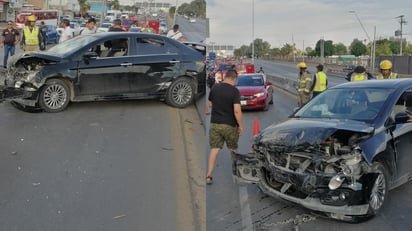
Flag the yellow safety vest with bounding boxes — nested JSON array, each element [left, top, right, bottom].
[[24, 27, 39, 45], [351, 73, 367, 81], [313, 71, 327, 92], [298, 72, 312, 94], [376, 72, 398, 79]]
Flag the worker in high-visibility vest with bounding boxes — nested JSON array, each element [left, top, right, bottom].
[[376, 60, 399, 79], [296, 62, 312, 107], [20, 15, 43, 52], [311, 64, 328, 98], [345, 65, 374, 81]]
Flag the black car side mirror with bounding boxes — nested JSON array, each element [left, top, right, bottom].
[[395, 111, 410, 123], [83, 51, 99, 64]]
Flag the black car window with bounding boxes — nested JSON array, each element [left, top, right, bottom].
[[101, 37, 129, 57], [135, 37, 177, 55]]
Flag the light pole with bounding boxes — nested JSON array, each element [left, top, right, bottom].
[[349, 11, 375, 72], [251, 0, 255, 64], [395, 15, 407, 55], [173, 0, 178, 25]]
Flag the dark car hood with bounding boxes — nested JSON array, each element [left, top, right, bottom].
[[257, 118, 374, 147], [11, 52, 62, 64]]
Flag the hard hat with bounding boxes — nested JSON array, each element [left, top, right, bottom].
[[27, 15, 37, 22], [297, 62, 307, 69], [380, 60, 392, 70]]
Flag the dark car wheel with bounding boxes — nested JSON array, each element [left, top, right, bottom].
[[38, 79, 70, 113], [367, 162, 389, 216], [165, 78, 195, 108]]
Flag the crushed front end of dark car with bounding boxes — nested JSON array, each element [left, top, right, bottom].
[[232, 80, 412, 222]]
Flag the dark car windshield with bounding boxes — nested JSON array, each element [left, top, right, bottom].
[[294, 88, 393, 123], [236, 75, 264, 86]]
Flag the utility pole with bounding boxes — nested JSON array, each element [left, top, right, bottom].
[[320, 36, 324, 65], [395, 15, 407, 55], [251, 0, 255, 64]]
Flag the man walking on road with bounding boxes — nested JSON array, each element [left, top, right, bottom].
[[296, 62, 312, 107], [59, 19, 74, 43], [0, 21, 20, 68], [311, 64, 327, 98], [206, 70, 244, 185]]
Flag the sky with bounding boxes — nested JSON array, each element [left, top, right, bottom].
[[206, 0, 412, 49]]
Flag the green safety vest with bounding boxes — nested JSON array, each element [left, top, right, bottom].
[[313, 71, 327, 92], [24, 27, 39, 45], [376, 72, 398, 79], [351, 73, 367, 81]]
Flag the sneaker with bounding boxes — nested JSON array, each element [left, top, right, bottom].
[[206, 176, 213, 185]]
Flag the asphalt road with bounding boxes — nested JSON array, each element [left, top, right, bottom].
[[0, 98, 205, 231], [206, 60, 412, 231]]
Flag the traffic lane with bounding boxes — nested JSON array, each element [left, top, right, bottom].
[[254, 59, 348, 87], [206, 87, 296, 231], [176, 15, 206, 42], [206, 86, 412, 230], [0, 100, 204, 231]]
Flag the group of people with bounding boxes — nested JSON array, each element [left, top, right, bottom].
[[295, 59, 398, 107], [0, 18, 185, 68]]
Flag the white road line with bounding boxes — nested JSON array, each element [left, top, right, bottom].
[[238, 185, 254, 231]]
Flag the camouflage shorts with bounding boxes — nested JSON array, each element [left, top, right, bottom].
[[209, 123, 239, 150]]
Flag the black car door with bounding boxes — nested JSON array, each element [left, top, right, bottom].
[[125, 36, 182, 95], [76, 36, 132, 98]]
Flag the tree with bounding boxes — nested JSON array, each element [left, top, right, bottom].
[[234, 45, 251, 58], [78, 0, 90, 17], [112, 0, 120, 11], [333, 43, 347, 55], [280, 43, 294, 56], [252, 38, 271, 58], [314, 39, 334, 56], [350, 39, 367, 56]]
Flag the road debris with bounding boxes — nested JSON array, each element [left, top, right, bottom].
[[113, 214, 126, 220]]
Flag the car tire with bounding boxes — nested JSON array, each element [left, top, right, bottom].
[[367, 161, 389, 216], [165, 78, 195, 108], [38, 79, 70, 113]]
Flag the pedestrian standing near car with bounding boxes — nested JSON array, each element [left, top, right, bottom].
[[311, 64, 327, 98], [0, 21, 20, 68], [167, 24, 185, 41], [59, 18, 74, 43], [296, 62, 312, 107], [206, 69, 244, 185], [20, 15, 43, 52], [345, 65, 374, 81], [257, 67, 264, 73], [79, 18, 97, 35], [39, 21, 47, 50], [109, 19, 125, 32], [376, 60, 399, 79]]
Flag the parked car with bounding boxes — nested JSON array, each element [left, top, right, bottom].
[[3, 32, 206, 112], [159, 22, 168, 34], [96, 23, 113, 33], [233, 79, 412, 222], [235, 73, 273, 110], [214, 63, 235, 83], [121, 19, 134, 31], [343, 64, 356, 72], [45, 25, 59, 44]]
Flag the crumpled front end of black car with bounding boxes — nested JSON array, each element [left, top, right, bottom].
[[233, 128, 382, 222]]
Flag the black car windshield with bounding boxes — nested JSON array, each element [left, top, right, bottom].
[[294, 88, 393, 123], [48, 35, 100, 56], [236, 75, 264, 86]]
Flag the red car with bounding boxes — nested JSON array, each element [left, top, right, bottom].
[[235, 73, 273, 110], [121, 19, 134, 31]]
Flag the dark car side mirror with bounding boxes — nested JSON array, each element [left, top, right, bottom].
[[395, 111, 410, 123], [83, 51, 99, 64]]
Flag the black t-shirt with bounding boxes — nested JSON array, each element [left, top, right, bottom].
[[208, 82, 241, 127], [2, 28, 20, 46]]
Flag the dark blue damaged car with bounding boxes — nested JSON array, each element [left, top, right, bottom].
[[233, 79, 412, 222], [3, 32, 205, 112]]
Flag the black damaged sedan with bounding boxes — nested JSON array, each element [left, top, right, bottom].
[[233, 79, 412, 222], [2, 32, 205, 112]]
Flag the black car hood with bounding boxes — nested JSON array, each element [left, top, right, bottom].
[[257, 118, 374, 147], [13, 52, 62, 63]]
